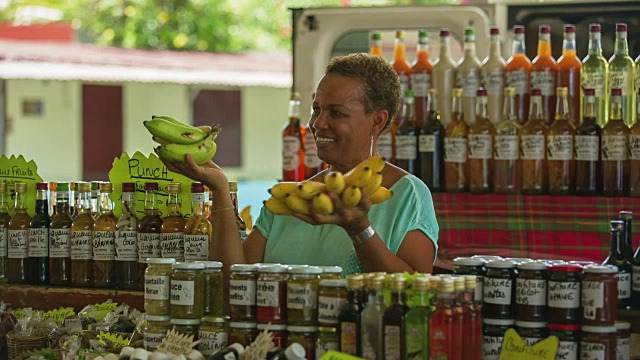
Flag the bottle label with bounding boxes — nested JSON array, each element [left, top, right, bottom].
[[198, 331, 228, 356], [547, 281, 580, 308], [633, 265, 640, 291], [406, 323, 427, 358], [506, 69, 529, 95], [377, 132, 393, 160], [580, 342, 605, 360], [482, 336, 504, 360], [396, 135, 417, 160], [115, 230, 137, 261], [138, 232, 161, 261], [287, 282, 317, 310], [410, 72, 430, 97], [457, 70, 480, 97], [398, 74, 409, 95], [8, 229, 28, 258], [468, 134, 492, 159], [50, 228, 71, 258], [617, 272, 631, 300], [547, 135, 574, 160], [575, 135, 600, 161], [483, 68, 505, 96], [160, 232, 184, 261], [191, 193, 209, 203], [316, 336, 339, 359], [304, 130, 323, 168], [617, 337, 630, 360], [317, 295, 348, 325], [483, 277, 512, 305], [602, 135, 628, 161], [582, 72, 606, 97], [340, 321, 358, 355], [418, 134, 436, 153], [282, 136, 301, 171], [145, 275, 170, 300], [384, 325, 402, 360], [516, 278, 546, 306], [494, 135, 519, 160], [521, 135, 545, 160], [582, 281, 604, 320], [70, 230, 92, 260], [144, 332, 166, 351], [170, 279, 195, 306], [609, 70, 629, 93], [444, 137, 468, 163], [530, 70, 555, 96], [0, 228, 6, 257], [184, 234, 209, 261], [256, 280, 281, 307], [122, 193, 135, 202], [557, 341, 578, 360], [229, 279, 256, 305], [28, 228, 48, 257], [629, 135, 640, 159], [92, 230, 115, 261]]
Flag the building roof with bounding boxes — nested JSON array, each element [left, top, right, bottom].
[[0, 39, 293, 88]]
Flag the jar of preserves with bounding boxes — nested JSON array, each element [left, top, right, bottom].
[[580, 325, 616, 360], [256, 264, 289, 324], [319, 266, 342, 280], [229, 264, 258, 322], [317, 279, 348, 326], [453, 257, 485, 305], [287, 325, 318, 360], [198, 316, 228, 356], [143, 315, 171, 351], [548, 324, 579, 360], [200, 261, 224, 317], [582, 265, 618, 326], [171, 318, 201, 339], [548, 264, 582, 324], [615, 321, 630, 360], [315, 326, 339, 359], [144, 258, 176, 316], [515, 320, 548, 346], [482, 318, 515, 360], [483, 260, 516, 319], [505, 257, 533, 265], [171, 261, 205, 319], [515, 261, 548, 321], [229, 322, 258, 347], [257, 323, 288, 348], [287, 266, 322, 326]]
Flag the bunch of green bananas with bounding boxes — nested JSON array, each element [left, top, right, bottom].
[[143, 115, 221, 165]]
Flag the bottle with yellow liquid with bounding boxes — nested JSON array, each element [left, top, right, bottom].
[[494, 87, 521, 194], [71, 182, 93, 287], [444, 88, 468, 192], [547, 87, 576, 195], [184, 183, 212, 261], [520, 89, 549, 194], [93, 182, 117, 287], [160, 182, 186, 262]]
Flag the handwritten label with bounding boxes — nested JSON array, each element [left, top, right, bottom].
[[516, 279, 546, 306], [92, 230, 115, 261], [28, 228, 48, 257], [418, 135, 436, 153], [580, 342, 605, 360], [0, 228, 6, 257], [617, 272, 631, 300], [256, 280, 281, 307], [547, 135, 573, 160], [609, 71, 629, 93], [556, 341, 578, 360], [145, 275, 170, 300], [521, 135, 545, 160], [90, 302, 118, 321], [582, 72, 605, 97], [115, 230, 137, 261], [283, 136, 301, 171], [98, 331, 129, 348], [457, 70, 480, 97], [582, 281, 604, 320], [287, 282, 318, 310], [483, 68, 505, 96], [0, 155, 44, 217], [171, 280, 195, 306], [398, 74, 409, 95], [617, 336, 630, 360], [633, 265, 640, 291], [156, 328, 200, 356], [575, 135, 599, 161], [138, 232, 161, 262], [184, 234, 209, 261], [304, 130, 323, 168], [483, 335, 505, 360], [43, 307, 75, 326], [318, 295, 348, 325], [629, 135, 640, 159], [602, 135, 627, 161], [547, 281, 580, 309], [145, 332, 166, 351], [161, 232, 185, 261], [531, 71, 556, 96], [484, 277, 513, 305], [468, 134, 492, 159], [411, 72, 430, 97], [49, 228, 71, 258], [495, 135, 519, 160], [396, 135, 417, 160], [499, 329, 558, 360], [198, 330, 228, 356], [377, 132, 393, 161], [229, 279, 256, 306], [8, 229, 28, 258], [506, 69, 529, 95], [445, 138, 468, 163]]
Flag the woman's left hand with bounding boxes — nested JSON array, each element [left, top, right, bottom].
[[292, 190, 372, 236]]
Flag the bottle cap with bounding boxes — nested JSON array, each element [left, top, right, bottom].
[[230, 264, 258, 273], [438, 278, 454, 293], [57, 182, 69, 192], [173, 261, 206, 270], [611, 88, 622, 96], [167, 182, 181, 193], [147, 315, 171, 322], [452, 88, 463, 97], [589, 23, 601, 32], [365, 275, 385, 290], [228, 181, 238, 192], [453, 276, 465, 291], [440, 28, 450, 37], [285, 343, 307, 360], [144, 182, 158, 191], [464, 275, 477, 290], [259, 264, 289, 273], [484, 318, 515, 326], [564, 24, 575, 33], [610, 219, 624, 231], [582, 325, 616, 334], [620, 211, 633, 220], [228, 343, 245, 355], [396, 30, 405, 39], [404, 89, 415, 98], [513, 25, 525, 34], [517, 261, 549, 271], [319, 279, 347, 288], [418, 29, 428, 41], [36, 182, 48, 190], [539, 25, 551, 34], [476, 88, 487, 97], [91, 181, 100, 191], [146, 258, 176, 265], [583, 265, 618, 274], [548, 323, 580, 331], [549, 263, 583, 273], [198, 261, 223, 269], [290, 92, 300, 101], [99, 182, 113, 193], [14, 182, 27, 193], [464, 27, 475, 38], [289, 265, 322, 275], [490, 27, 500, 35], [516, 320, 547, 328], [486, 260, 516, 269], [122, 182, 135, 193], [78, 182, 91, 193], [412, 276, 430, 291], [170, 318, 201, 325], [389, 274, 407, 291], [617, 23, 627, 32], [191, 182, 205, 193], [371, 31, 382, 40], [556, 87, 568, 96], [287, 325, 318, 332], [346, 274, 364, 289], [319, 266, 342, 275], [583, 88, 596, 96], [615, 321, 631, 330], [504, 87, 516, 96], [530, 89, 542, 96]]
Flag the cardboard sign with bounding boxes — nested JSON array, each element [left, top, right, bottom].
[[500, 328, 559, 360], [43, 307, 75, 326], [156, 328, 200, 355], [320, 351, 364, 360], [98, 331, 129, 348], [0, 155, 44, 216]]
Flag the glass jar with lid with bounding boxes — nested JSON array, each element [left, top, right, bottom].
[[317, 279, 348, 326], [483, 260, 516, 319], [229, 322, 258, 347], [505, 258, 534, 265], [229, 264, 258, 322], [143, 315, 171, 351], [144, 258, 176, 316], [198, 316, 228, 356], [171, 261, 206, 319], [482, 318, 515, 360], [548, 264, 582, 324], [257, 323, 288, 348], [256, 264, 289, 324], [199, 261, 224, 317], [287, 325, 318, 360], [287, 266, 322, 326], [315, 326, 339, 359], [615, 321, 630, 360], [171, 318, 201, 339], [548, 324, 579, 360], [515, 320, 548, 346], [319, 266, 342, 280], [453, 257, 485, 305], [515, 261, 548, 322], [582, 265, 618, 326], [580, 325, 617, 360]]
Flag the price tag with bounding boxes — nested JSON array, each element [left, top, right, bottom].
[[43, 307, 76, 327], [157, 328, 201, 355], [98, 331, 130, 348], [0, 155, 44, 217]]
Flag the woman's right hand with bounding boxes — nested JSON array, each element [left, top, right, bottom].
[[159, 154, 229, 193]]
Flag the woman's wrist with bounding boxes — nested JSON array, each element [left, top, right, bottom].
[[344, 219, 372, 237]]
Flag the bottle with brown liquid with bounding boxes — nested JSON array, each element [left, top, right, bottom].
[[444, 88, 469, 192], [557, 24, 582, 128], [71, 182, 94, 287], [575, 88, 602, 196], [457, 27, 482, 126], [71, 182, 80, 219], [468, 88, 496, 193], [160, 182, 186, 262], [505, 25, 532, 125], [412, 29, 432, 129], [481, 27, 506, 125], [631, 89, 640, 196], [602, 88, 630, 196], [531, 24, 558, 124], [49, 182, 72, 286], [433, 28, 458, 128], [229, 181, 247, 242], [283, 92, 304, 181], [184, 183, 212, 261], [391, 30, 412, 107], [395, 90, 419, 175], [90, 181, 100, 219], [382, 275, 408, 360], [137, 182, 162, 287], [494, 87, 522, 194], [339, 275, 364, 356], [93, 182, 116, 287], [114, 182, 138, 289], [521, 89, 549, 194], [419, 89, 444, 192], [547, 87, 576, 195], [0, 182, 11, 283], [8, 182, 29, 284], [28, 182, 49, 284]]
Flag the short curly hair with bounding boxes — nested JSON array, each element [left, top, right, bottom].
[[325, 53, 402, 130]]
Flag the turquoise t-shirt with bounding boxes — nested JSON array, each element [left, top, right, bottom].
[[254, 174, 439, 276]]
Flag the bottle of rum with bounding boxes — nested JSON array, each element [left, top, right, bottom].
[[283, 92, 304, 181], [457, 27, 482, 126], [444, 88, 469, 192], [531, 24, 558, 124], [433, 28, 458, 128], [114, 182, 138, 290], [404, 277, 432, 360], [28, 182, 49, 284], [419, 89, 444, 192], [137, 182, 162, 287], [575, 88, 602, 196], [468, 88, 496, 193], [609, 23, 636, 127], [383, 275, 407, 360], [547, 87, 576, 195], [184, 183, 212, 261], [8, 182, 29, 284], [160, 182, 186, 262], [370, 31, 383, 56], [339, 274, 364, 356], [602, 88, 630, 196], [71, 182, 93, 287], [412, 29, 432, 129], [603, 220, 632, 309], [391, 30, 412, 105], [631, 89, 640, 197], [494, 87, 521, 194], [582, 23, 609, 127], [557, 24, 582, 127], [303, 122, 323, 179], [481, 27, 506, 125], [361, 275, 386, 360], [229, 181, 247, 242], [0, 182, 10, 284], [429, 278, 455, 359], [93, 182, 116, 287], [395, 90, 419, 175], [505, 25, 532, 125], [521, 89, 549, 194]]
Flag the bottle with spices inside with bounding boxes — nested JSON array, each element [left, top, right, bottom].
[[369, 31, 383, 57], [482, 27, 505, 125], [433, 28, 457, 128], [283, 92, 304, 182], [303, 122, 323, 179], [483, 260, 516, 319], [468, 88, 495, 193], [391, 31, 412, 106], [557, 24, 582, 127], [631, 91, 640, 197], [521, 89, 549, 194], [575, 88, 602, 196], [137, 182, 162, 287], [411, 29, 432, 128], [457, 27, 482, 126], [405, 276, 431, 360], [93, 182, 117, 287], [228, 182, 247, 242], [429, 278, 454, 360], [28, 182, 49, 284], [505, 25, 532, 125], [229, 264, 258, 322], [418, 89, 444, 192], [49, 182, 72, 286], [582, 23, 609, 127], [515, 261, 548, 322], [338, 274, 364, 356], [8, 182, 29, 284], [114, 182, 138, 290], [383, 274, 407, 360], [395, 90, 419, 174], [160, 182, 186, 262], [582, 265, 618, 326], [608, 23, 636, 127], [0, 182, 9, 284], [184, 183, 211, 261], [256, 264, 288, 324], [531, 24, 558, 124], [494, 87, 521, 193], [444, 88, 469, 192], [70, 182, 93, 287], [602, 220, 632, 309], [547, 264, 582, 324], [361, 275, 386, 360], [602, 88, 630, 197], [547, 87, 576, 195]]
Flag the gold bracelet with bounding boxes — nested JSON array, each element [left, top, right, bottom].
[[211, 207, 235, 213]]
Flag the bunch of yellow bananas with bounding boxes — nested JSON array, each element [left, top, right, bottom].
[[264, 156, 393, 215], [143, 115, 222, 165]]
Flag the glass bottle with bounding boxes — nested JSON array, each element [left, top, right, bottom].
[[377, 118, 397, 164], [160, 182, 186, 262], [412, 29, 432, 129], [28, 182, 49, 284], [609, 23, 636, 128], [229, 181, 247, 242], [339, 274, 364, 356], [184, 182, 212, 261], [602, 220, 632, 309], [433, 28, 457, 128], [481, 27, 506, 126], [547, 87, 576, 195], [50, 182, 72, 286], [468, 88, 496, 193], [620, 211, 634, 264], [303, 122, 323, 179], [505, 25, 532, 125], [531, 24, 558, 124], [114, 182, 138, 290], [71, 182, 93, 287], [521, 89, 549, 194], [283, 92, 304, 181], [452, 277, 468, 360], [457, 27, 482, 126], [494, 87, 521, 194], [93, 182, 116, 287], [630, 89, 640, 197], [429, 278, 454, 360], [405, 277, 432, 360], [72, 182, 80, 219], [444, 88, 469, 192], [369, 31, 383, 57], [602, 88, 630, 197], [383, 275, 407, 360], [582, 23, 609, 127], [391, 30, 412, 106], [8, 182, 29, 284], [557, 24, 582, 128], [395, 90, 419, 175], [418, 89, 444, 192], [464, 276, 482, 360], [361, 275, 386, 360], [575, 88, 602, 196], [0, 182, 10, 284], [90, 181, 100, 219], [137, 182, 162, 288], [631, 214, 640, 310]]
